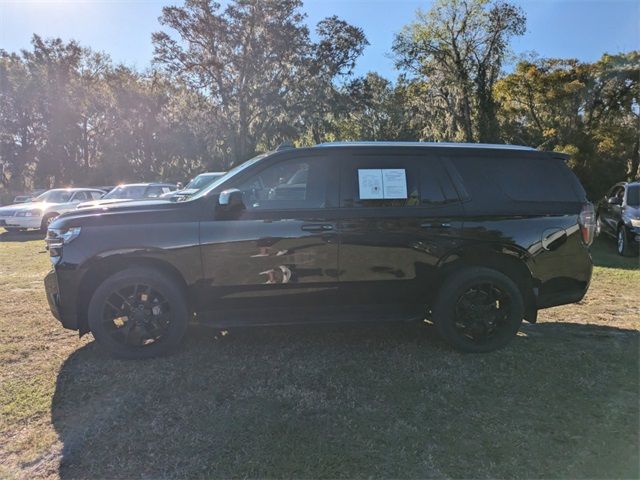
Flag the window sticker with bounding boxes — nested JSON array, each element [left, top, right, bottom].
[[358, 169, 408, 200], [381, 169, 408, 199], [358, 169, 384, 199]]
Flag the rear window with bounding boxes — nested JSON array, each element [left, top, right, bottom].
[[451, 155, 583, 203]]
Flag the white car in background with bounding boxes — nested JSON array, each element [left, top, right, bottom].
[[75, 183, 176, 209], [0, 188, 105, 232], [160, 172, 226, 201]]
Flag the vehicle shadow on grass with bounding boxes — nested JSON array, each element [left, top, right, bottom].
[[0, 230, 44, 242], [51, 320, 639, 479]]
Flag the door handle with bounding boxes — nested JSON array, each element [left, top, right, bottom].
[[301, 224, 333, 232], [420, 222, 452, 229]]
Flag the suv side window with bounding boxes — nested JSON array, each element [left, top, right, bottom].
[[145, 186, 164, 198], [235, 156, 331, 210], [71, 191, 90, 202], [340, 154, 458, 208]]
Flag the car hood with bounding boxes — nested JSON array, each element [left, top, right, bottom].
[[0, 201, 52, 213], [77, 198, 152, 209], [174, 188, 199, 196], [52, 198, 179, 229]]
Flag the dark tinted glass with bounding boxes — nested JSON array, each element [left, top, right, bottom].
[[340, 154, 459, 208], [340, 156, 420, 208], [464, 156, 580, 203], [236, 157, 330, 210], [627, 185, 640, 207]]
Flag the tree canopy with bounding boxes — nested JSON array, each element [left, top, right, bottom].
[[0, 0, 638, 202]]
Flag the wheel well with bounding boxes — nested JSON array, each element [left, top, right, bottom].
[[440, 251, 538, 322], [76, 256, 189, 334]]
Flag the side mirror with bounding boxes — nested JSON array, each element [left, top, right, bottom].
[[218, 188, 245, 210], [608, 197, 622, 205]]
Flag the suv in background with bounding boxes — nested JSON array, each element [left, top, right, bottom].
[[161, 172, 226, 201], [44, 142, 594, 359], [76, 183, 176, 209], [0, 188, 105, 232], [596, 181, 640, 256]]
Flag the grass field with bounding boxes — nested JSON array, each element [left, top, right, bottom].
[[0, 230, 638, 479]]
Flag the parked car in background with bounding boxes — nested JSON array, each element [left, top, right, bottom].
[[12, 195, 33, 204], [0, 188, 105, 232], [44, 142, 594, 359], [161, 172, 226, 201], [12, 189, 46, 204], [596, 181, 640, 256], [76, 183, 176, 209]]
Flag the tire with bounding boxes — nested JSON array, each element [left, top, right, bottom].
[[432, 267, 524, 353], [88, 267, 189, 359], [40, 213, 58, 232], [617, 225, 633, 257], [595, 215, 602, 237]]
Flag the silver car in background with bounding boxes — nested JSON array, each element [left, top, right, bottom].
[[0, 188, 106, 232]]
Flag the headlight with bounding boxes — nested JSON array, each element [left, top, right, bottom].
[[46, 227, 82, 249], [630, 218, 640, 228], [16, 209, 42, 217]]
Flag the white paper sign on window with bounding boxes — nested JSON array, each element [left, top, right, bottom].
[[358, 169, 384, 199], [382, 169, 408, 199], [357, 168, 408, 200]]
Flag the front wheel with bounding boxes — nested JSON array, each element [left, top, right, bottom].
[[88, 267, 189, 359], [40, 213, 58, 232], [432, 267, 524, 353], [617, 226, 633, 257]]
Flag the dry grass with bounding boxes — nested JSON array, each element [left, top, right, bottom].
[[0, 230, 638, 479]]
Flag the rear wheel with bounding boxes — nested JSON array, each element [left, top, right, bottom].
[[88, 267, 189, 359], [432, 267, 524, 353]]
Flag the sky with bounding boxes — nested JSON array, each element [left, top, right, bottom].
[[0, 0, 638, 80]]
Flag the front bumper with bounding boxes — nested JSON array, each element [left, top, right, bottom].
[[6, 215, 43, 229], [44, 269, 79, 330], [629, 225, 640, 243], [0, 216, 16, 227]]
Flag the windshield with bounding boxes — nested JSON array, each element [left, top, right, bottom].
[[185, 173, 225, 191], [103, 185, 147, 199], [34, 190, 73, 204], [189, 154, 269, 201], [627, 185, 640, 207]]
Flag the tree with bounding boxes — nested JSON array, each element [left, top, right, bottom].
[[495, 52, 640, 198], [393, 0, 525, 142], [152, 0, 367, 166]]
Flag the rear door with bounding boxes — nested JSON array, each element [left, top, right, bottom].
[[198, 153, 340, 320], [337, 150, 464, 310]]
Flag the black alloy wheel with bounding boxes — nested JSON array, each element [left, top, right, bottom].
[[453, 282, 512, 344], [432, 267, 524, 353], [102, 283, 172, 347], [88, 267, 188, 359]]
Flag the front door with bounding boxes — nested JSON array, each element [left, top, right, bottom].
[[337, 152, 464, 312], [198, 153, 340, 323]]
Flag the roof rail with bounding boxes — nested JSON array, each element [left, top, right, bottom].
[[315, 141, 536, 152], [276, 141, 295, 151]]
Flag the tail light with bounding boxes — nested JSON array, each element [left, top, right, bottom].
[[579, 203, 596, 246]]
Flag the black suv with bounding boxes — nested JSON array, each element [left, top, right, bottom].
[[596, 181, 640, 256], [44, 142, 595, 359]]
